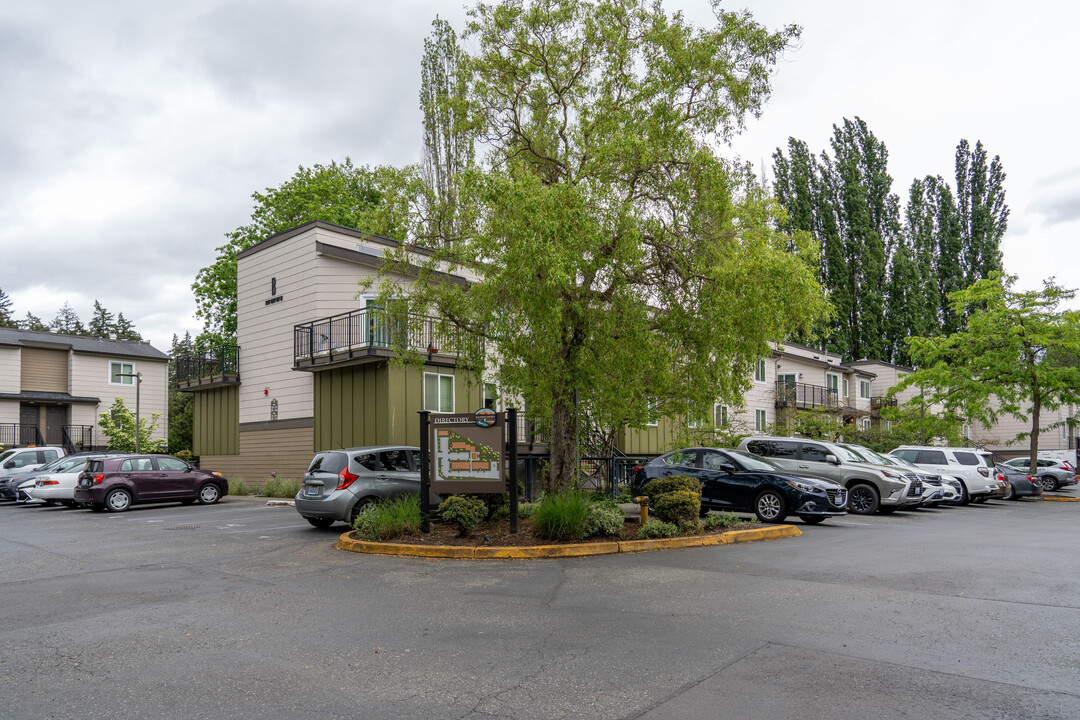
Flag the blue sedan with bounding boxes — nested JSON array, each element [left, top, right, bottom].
[[632, 447, 849, 524]]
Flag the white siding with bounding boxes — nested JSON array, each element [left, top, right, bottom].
[[0, 399, 19, 425], [237, 228, 319, 423], [69, 353, 169, 441], [0, 346, 20, 393]]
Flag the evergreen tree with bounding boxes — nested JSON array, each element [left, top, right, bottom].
[[168, 332, 194, 453], [88, 300, 116, 338], [0, 287, 15, 328], [20, 312, 49, 332], [50, 302, 86, 335], [114, 313, 142, 342]]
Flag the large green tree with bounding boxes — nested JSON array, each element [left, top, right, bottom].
[[375, 0, 830, 492], [896, 273, 1080, 474], [168, 332, 194, 453], [192, 159, 404, 343], [50, 302, 86, 336], [88, 300, 116, 339]]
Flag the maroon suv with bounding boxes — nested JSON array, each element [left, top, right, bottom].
[[74, 455, 228, 512]]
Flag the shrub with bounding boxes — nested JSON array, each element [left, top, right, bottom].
[[173, 449, 196, 464], [637, 520, 678, 539], [703, 511, 746, 531], [517, 501, 541, 519], [479, 481, 526, 521], [228, 477, 252, 496], [532, 491, 591, 541], [353, 494, 421, 541], [641, 475, 702, 498], [585, 501, 625, 537], [652, 489, 700, 526], [263, 477, 301, 498], [439, 495, 487, 537]]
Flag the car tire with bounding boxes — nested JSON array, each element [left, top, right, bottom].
[[305, 517, 336, 529], [957, 480, 971, 505], [1003, 483, 1016, 501], [847, 483, 879, 515], [197, 483, 222, 505], [348, 497, 372, 526], [105, 488, 132, 513], [801, 516, 826, 525], [1041, 476, 1058, 492], [753, 490, 787, 523]]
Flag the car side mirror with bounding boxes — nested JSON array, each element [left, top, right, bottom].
[[3, 461, 13, 469], [719, 463, 736, 473], [825, 454, 840, 465]]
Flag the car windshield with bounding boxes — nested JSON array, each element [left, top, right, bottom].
[[831, 445, 864, 463], [0, 450, 15, 462], [727, 450, 782, 472], [53, 457, 91, 473], [33, 455, 70, 471], [845, 445, 895, 466]]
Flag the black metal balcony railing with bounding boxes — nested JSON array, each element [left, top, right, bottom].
[[175, 345, 240, 388], [62, 425, 94, 453], [870, 396, 898, 412], [775, 381, 840, 410], [294, 307, 480, 368], [0, 424, 43, 447]]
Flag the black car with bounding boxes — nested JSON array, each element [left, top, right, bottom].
[[994, 463, 1043, 501], [632, 447, 848, 524]]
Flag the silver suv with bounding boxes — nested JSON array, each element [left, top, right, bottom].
[[737, 436, 923, 515], [294, 446, 441, 528]]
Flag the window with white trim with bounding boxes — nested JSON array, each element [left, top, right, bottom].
[[826, 373, 839, 395], [714, 404, 729, 428], [483, 382, 498, 411], [109, 361, 134, 385], [424, 372, 455, 412], [842, 378, 849, 398], [754, 359, 767, 383], [862, 417, 871, 430], [886, 420, 893, 431], [646, 398, 658, 427], [859, 380, 871, 399], [755, 409, 767, 432]]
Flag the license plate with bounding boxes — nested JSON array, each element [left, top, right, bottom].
[[305, 486, 319, 496]]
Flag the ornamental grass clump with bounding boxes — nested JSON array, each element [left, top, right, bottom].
[[353, 494, 422, 541], [532, 491, 592, 541], [439, 495, 487, 537], [227, 477, 252, 496], [263, 477, 301, 498]]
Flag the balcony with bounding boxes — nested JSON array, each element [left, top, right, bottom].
[[774, 381, 840, 411], [293, 307, 480, 370], [175, 345, 240, 390], [870, 396, 897, 414]]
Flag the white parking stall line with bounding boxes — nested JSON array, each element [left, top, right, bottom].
[[225, 524, 311, 534]]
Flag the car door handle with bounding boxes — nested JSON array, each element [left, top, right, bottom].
[[375, 475, 389, 481], [798, 464, 809, 469]]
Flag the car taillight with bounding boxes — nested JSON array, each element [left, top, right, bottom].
[[41, 480, 59, 486], [336, 468, 359, 490], [995, 473, 1005, 482], [632, 466, 643, 474], [977, 467, 989, 477], [93, 474, 105, 484]]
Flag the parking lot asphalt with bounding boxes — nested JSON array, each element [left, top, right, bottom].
[[2, 493, 1080, 719]]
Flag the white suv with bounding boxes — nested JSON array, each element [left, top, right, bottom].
[[889, 446, 998, 503]]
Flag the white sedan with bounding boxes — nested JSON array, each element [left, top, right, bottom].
[[22, 455, 99, 507]]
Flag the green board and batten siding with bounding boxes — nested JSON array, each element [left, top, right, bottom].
[[192, 385, 239, 456], [313, 363, 481, 451], [615, 417, 678, 457]]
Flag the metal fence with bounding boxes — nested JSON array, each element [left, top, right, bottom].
[[517, 455, 647, 501], [0, 424, 43, 447], [175, 345, 240, 386]]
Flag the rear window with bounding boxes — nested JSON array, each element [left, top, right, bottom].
[[307, 452, 348, 474], [746, 440, 797, 459], [916, 450, 948, 464], [85, 460, 104, 473], [953, 452, 979, 466]]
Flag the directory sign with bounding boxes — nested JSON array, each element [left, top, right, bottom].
[[428, 411, 505, 493]]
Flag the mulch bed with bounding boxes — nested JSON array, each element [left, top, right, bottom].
[[353, 516, 766, 547]]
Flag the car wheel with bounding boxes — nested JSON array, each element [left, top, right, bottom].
[[105, 488, 132, 513], [957, 480, 971, 505], [801, 516, 826, 525], [847, 483, 879, 515], [305, 517, 336, 529], [1041, 476, 1058, 492], [348, 497, 372, 526], [1003, 483, 1016, 501], [197, 483, 222, 505], [754, 490, 787, 523]]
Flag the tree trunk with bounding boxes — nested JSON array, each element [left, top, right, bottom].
[[1028, 392, 1041, 476], [546, 395, 578, 495]]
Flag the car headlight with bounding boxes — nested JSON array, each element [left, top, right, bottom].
[[786, 480, 821, 494], [881, 470, 903, 479]]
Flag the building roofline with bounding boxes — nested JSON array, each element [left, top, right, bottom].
[[846, 359, 914, 373], [236, 220, 435, 261]]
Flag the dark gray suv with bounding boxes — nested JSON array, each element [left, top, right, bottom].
[[294, 446, 441, 528]]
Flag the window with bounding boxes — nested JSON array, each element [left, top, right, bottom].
[[714, 404, 729, 428], [424, 372, 455, 412], [754, 359, 767, 383], [826, 373, 839, 395], [120, 458, 154, 471], [307, 452, 347, 474], [156, 457, 189, 471], [702, 451, 732, 471], [664, 450, 697, 468], [799, 443, 831, 463], [353, 453, 385, 472], [843, 378, 849, 398], [746, 439, 797, 458], [860, 380, 871, 399], [110, 361, 134, 385], [646, 398, 658, 427], [886, 421, 893, 431], [380, 450, 412, 471], [483, 382, 498, 411], [755, 409, 768, 431], [862, 417, 871, 430], [954, 451, 979, 466], [915, 450, 948, 465]]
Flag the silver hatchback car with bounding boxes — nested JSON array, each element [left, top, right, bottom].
[[294, 446, 440, 528]]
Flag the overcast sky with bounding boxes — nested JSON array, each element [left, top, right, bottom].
[[2, 0, 1077, 353]]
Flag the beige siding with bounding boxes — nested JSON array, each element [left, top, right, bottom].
[[0, 346, 20, 393], [0, 399, 19, 425], [20, 348, 68, 392], [970, 403, 1076, 452], [236, 228, 319, 424], [201, 426, 314, 482], [70, 354, 169, 442]]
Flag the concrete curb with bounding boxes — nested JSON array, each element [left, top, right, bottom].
[[336, 524, 802, 559], [265, 499, 296, 507]]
